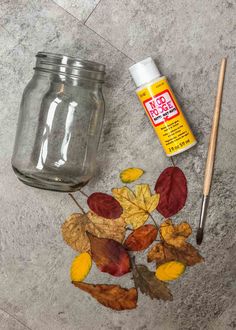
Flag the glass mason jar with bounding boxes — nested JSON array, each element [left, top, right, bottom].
[[12, 52, 105, 192]]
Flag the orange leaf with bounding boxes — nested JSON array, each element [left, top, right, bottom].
[[73, 282, 138, 310], [88, 233, 130, 276], [124, 225, 158, 251]]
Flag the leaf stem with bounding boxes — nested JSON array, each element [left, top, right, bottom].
[[170, 157, 176, 167], [149, 213, 158, 229], [68, 193, 86, 214], [130, 256, 139, 291], [78, 189, 89, 198], [130, 255, 136, 269]]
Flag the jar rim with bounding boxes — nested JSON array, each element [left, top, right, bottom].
[[35, 51, 106, 82], [37, 52, 105, 72]]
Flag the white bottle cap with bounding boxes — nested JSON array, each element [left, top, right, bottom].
[[129, 57, 161, 88]]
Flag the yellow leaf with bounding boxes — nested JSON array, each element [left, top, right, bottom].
[[160, 219, 192, 248], [135, 184, 159, 212], [120, 168, 144, 183], [70, 253, 92, 282], [112, 184, 159, 229], [155, 261, 186, 281]]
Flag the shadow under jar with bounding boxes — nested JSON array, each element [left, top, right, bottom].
[[12, 52, 105, 192]]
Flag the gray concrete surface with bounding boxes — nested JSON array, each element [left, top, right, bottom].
[[0, 0, 235, 329]]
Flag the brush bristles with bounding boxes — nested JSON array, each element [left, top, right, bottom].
[[196, 228, 204, 245]]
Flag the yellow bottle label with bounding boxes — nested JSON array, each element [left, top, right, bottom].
[[137, 77, 196, 156]]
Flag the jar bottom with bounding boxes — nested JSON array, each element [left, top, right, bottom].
[[12, 166, 89, 192]]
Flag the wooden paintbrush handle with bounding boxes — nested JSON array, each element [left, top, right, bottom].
[[203, 58, 227, 196]]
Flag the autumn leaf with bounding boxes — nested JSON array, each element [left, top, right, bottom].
[[120, 168, 144, 183], [70, 253, 92, 282], [132, 264, 173, 301], [155, 167, 187, 217], [87, 211, 125, 243], [73, 282, 138, 310], [88, 233, 130, 276], [61, 212, 125, 253], [112, 184, 160, 229], [156, 261, 186, 281], [61, 213, 90, 252], [160, 219, 192, 248], [124, 225, 158, 251], [87, 192, 123, 219], [147, 241, 204, 266]]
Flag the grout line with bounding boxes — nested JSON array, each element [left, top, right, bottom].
[[84, 0, 103, 24], [0, 23, 11, 34], [51, 0, 134, 63], [51, 0, 82, 22], [2, 1, 234, 139], [84, 23, 135, 62], [0, 307, 33, 330]]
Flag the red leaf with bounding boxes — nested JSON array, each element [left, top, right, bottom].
[[124, 225, 158, 251], [88, 233, 130, 276], [155, 167, 187, 217], [87, 192, 123, 219]]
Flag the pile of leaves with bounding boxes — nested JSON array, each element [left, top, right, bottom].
[[61, 166, 204, 310]]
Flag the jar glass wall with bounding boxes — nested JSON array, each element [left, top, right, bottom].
[[12, 52, 105, 192]]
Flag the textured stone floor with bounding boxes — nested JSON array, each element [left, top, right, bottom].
[[0, 0, 235, 329]]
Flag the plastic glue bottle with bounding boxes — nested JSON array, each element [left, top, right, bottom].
[[129, 57, 197, 156]]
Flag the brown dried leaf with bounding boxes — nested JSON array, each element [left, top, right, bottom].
[[61, 213, 90, 252], [73, 282, 138, 310], [160, 219, 192, 248], [61, 212, 126, 253], [86, 211, 125, 243], [132, 264, 173, 301], [147, 242, 204, 266]]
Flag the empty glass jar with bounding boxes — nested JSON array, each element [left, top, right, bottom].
[[12, 52, 105, 192]]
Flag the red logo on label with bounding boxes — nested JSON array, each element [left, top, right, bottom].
[[143, 90, 179, 127]]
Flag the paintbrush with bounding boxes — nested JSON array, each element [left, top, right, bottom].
[[196, 58, 227, 245]]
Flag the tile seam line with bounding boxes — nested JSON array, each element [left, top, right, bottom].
[[2, 4, 233, 138], [84, 23, 135, 62], [0, 307, 33, 330], [51, 0, 134, 62], [0, 23, 11, 34], [84, 0, 103, 24]]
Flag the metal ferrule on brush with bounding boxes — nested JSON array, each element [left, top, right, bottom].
[[197, 195, 209, 245]]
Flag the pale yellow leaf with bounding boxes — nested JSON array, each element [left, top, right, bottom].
[[112, 184, 159, 229], [123, 210, 149, 229], [112, 187, 137, 208], [135, 184, 160, 212], [120, 168, 144, 183]]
